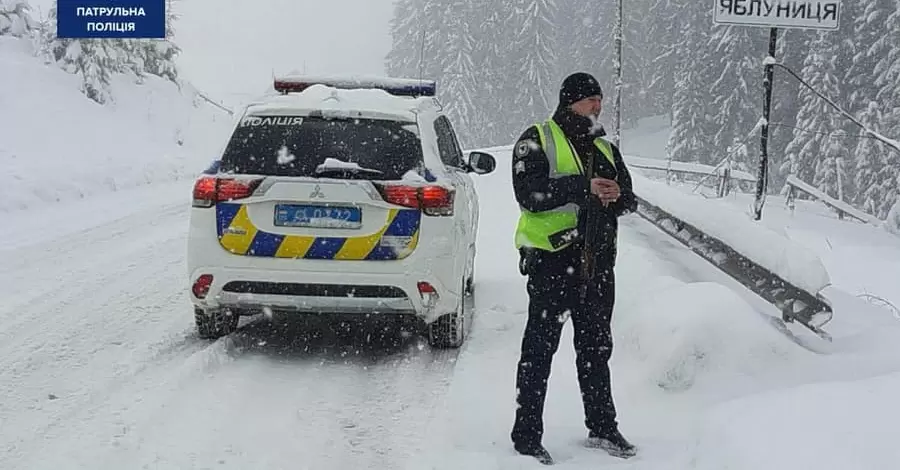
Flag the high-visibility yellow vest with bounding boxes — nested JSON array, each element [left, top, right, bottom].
[[514, 119, 616, 252]]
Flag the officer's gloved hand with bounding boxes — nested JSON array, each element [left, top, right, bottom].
[[519, 248, 535, 276]]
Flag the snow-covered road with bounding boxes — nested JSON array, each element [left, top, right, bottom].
[[0, 182, 460, 469], [2, 167, 899, 470]]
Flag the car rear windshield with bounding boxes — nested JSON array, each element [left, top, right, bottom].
[[219, 115, 423, 180]]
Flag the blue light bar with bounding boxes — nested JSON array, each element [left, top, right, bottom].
[[273, 75, 436, 97]]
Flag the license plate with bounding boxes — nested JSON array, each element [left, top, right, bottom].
[[274, 204, 362, 229]]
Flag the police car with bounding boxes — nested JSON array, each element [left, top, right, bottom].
[[186, 75, 496, 348]]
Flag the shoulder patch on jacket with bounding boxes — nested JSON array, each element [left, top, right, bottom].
[[515, 139, 539, 159]]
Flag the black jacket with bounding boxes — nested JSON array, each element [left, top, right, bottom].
[[512, 105, 637, 277]]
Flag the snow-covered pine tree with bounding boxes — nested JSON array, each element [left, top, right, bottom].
[[0, 0, 37, 37], [851, 101, 895, 216], [706, 25, 765, 170], [851, 2, 900, 218], [504, 0, 559, 135], [417, 0, 449, 82], [434, 0, 482, 149], [556, 0, 614, 88], [137, 0, 180, 84], [783, 31, 849, 198], [771, 28, 812, 188], [842, 0, 898, 217], [620, 0, 656, 126], [845, 0, 891, 114], [384, 0, 424, 79], [467, 0, 520, 147], [825, 1, 865, 204], [42, 5, 130, 104], [384, 0, 503, 148], [665, 0, 718, 164], [643, 0, 679, 122], [42, 1, 181, 103], [812, 134, 855, 203], [874, 4, 900, 133], [465, 0, 501, 147]]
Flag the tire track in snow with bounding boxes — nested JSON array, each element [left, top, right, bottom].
[[6, 317, 461, 470], [0, 203, 208, 466], [0, 201, 187, 332], [1, 197, 464, 469]]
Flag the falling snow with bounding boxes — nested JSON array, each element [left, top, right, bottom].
[[276, 145, 296, 165]]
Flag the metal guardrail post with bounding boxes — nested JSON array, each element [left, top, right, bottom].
[[785, 184, 797, 214], [716, 167, 732, 198]]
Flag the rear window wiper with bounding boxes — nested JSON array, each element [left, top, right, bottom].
[[314, 159, 384, 177]]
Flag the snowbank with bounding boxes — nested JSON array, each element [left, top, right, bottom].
[[0, 36, 234, 213], [690, 371, 900, 469], [675, 186, 900, 322], [616, 280, 801, 393], [633, 171, 831, 294], [435, 118, 900, 470]]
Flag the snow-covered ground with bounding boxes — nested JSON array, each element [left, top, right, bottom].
[[0, 36, 234, 213], [645, 176, 900, 322], [2, 139, 899, 469], [3, 44, 900, 468], [406, 147, 900, 469]]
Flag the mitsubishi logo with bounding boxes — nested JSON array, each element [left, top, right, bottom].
[[309, 185, 326, 199]]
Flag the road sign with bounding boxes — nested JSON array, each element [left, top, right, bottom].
[[713, 0, 841, 30], [57, 0, 166, 38], [712, 0, 843, 220]]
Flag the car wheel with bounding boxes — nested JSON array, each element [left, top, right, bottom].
[[427, 279, 467, 349], [195, 307, 239, 339]]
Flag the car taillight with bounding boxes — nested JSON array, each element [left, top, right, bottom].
[[192, 176, 263, 208], [376, 184, 454, 216], [192, 274, 214, 299], [417, 281, 439, 308]]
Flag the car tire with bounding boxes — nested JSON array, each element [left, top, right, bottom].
[[466, 245, 476, 295], [427, 279, 468, 349], [195, 307, 239, 339]]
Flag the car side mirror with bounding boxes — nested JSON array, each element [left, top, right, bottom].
[[467, 151, 496, 175]]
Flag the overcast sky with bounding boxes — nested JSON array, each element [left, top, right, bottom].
[[27, 0, 396, 106], [173, 0, 396, 106]]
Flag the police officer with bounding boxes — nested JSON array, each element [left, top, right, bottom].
[[510, 72, 637, 465]]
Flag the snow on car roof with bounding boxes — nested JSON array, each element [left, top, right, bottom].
[[243, 83, 438, 123]]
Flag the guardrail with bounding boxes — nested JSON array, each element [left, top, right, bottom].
[[472, 145, 755, 197], [625, 155, 756, 198], [784, 175, 880, 225], [466, 144, 835, 341], [626, 155, 756, 182], [634, 194, 834, 342]]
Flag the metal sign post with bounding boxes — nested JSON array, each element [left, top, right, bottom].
[[712, 0, 842, 220], [756, 28, 777, 220], [613, 0, 623, 149]]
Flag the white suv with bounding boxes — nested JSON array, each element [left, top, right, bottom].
[[186, 76, 496, 348]]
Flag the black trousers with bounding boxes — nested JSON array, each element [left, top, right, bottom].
[[511, 246, 618, 449]]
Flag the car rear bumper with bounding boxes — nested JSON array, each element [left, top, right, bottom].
[[217, 280, 416, 314], [189, 266, 457, 323]]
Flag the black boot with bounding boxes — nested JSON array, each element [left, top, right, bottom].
[[514, 443, 554, 465], [586, 429, 637, 459]]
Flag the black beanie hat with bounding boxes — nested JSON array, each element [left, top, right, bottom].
[[559, 72, 604, 107]]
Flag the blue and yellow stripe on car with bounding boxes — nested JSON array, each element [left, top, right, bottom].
[[215, 203, 420, 260]]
